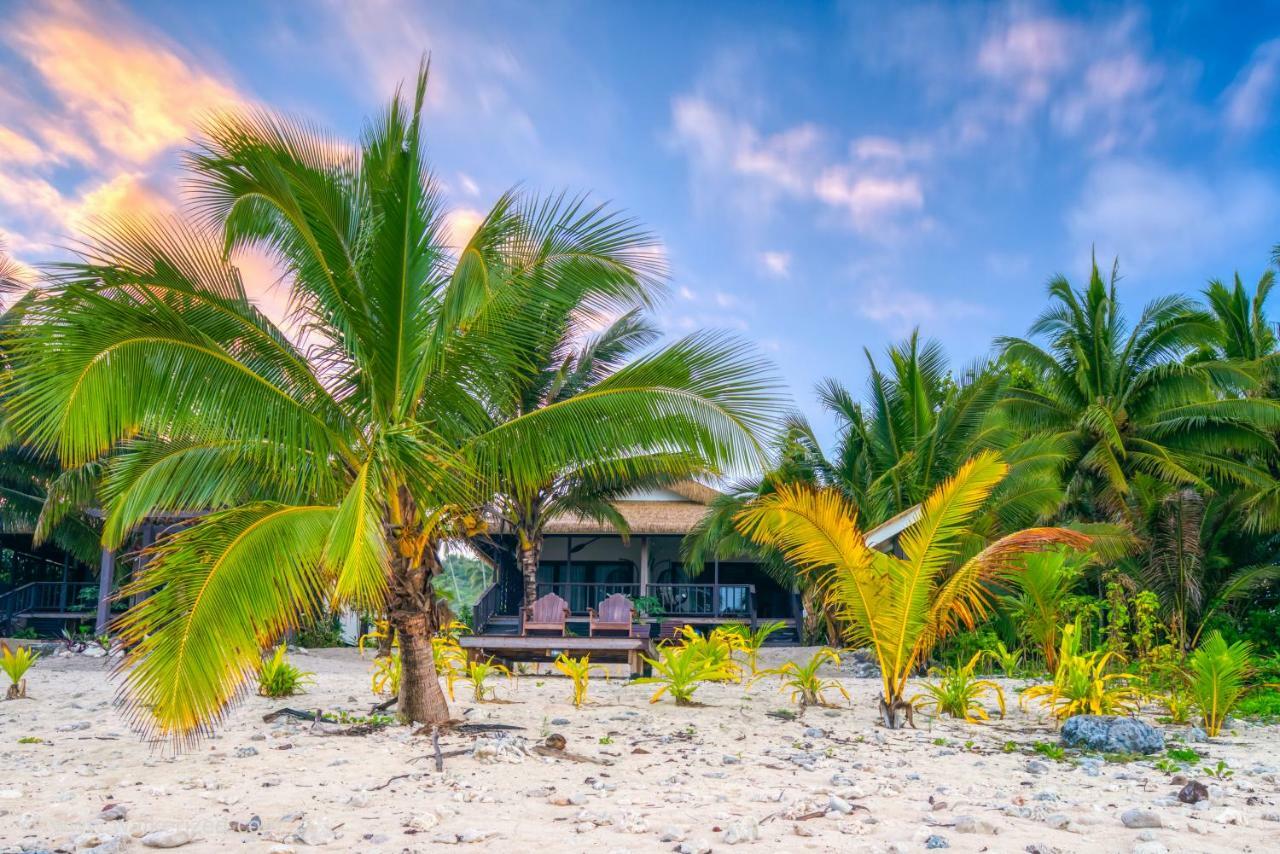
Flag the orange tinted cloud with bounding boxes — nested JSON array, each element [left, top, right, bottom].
[[7, 1, 244, 165]]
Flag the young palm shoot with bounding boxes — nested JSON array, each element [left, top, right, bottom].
[[738, 451, 1090, 728], [463, 658, 513, 702], [766, 648, 849, 708], [635, 643, 735, 705], [553, 653, 609, 708], [1, 643, 39, 700], [1188, 632, 1256, 737], [257, 645, 313, 698], [371, 653, 402, 698], [913, 653, 1006, 723], [1020, 623, 1141, 722], [719, 620, 786, 675]]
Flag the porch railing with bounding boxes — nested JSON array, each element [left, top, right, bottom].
[[1, 580, 101, 629], [472, 582, 501, 634], [528, 581, 755, 621], [536, 581, 641, 616]]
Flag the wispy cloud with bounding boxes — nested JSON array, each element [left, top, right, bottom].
[[1222, 38, 1280, 133], [759, 250, 791, 278]]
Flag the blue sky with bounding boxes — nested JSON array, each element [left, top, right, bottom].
[[3, 1, 1280, 441]]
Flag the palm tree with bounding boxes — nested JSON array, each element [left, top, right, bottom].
[[1000, 547, 1091, 670], [1192, 271, 1278, 397], [812, 332, 1066, 531], [482, 307, 770, 607], [998, 257, 1280, 522], [3, 65, 778, 742], [736, 450, 1089, 727]]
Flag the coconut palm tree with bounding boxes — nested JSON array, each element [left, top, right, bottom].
[[998, 257, 1280, 522], [3, 65, 779, 742], [482, 307, 767, 607], [736, 450, 1090, 727]]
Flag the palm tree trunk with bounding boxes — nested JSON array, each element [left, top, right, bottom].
[[517, 534, 541, 608], [387, 548, 451, 726]]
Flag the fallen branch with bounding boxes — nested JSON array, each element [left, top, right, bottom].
[[369, 773, 416, 791], [433, 727, 444, 772], [262, 708, 321, 724], [531, 745, 612, 765]]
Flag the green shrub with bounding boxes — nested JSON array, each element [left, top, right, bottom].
[[914, 653, 1005, 722], [1188, 631, 1253, 737], [294, 615, 344, 648], [1235, 688, 1280, 720], [257, 645, 313, 697]]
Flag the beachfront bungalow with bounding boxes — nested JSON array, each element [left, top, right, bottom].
[[470, 481, 913, 641]]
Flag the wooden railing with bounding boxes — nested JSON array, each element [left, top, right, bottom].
[[0, 580, 100, 630], [536, 581, 641, 615], [472, 582, 501, 633]]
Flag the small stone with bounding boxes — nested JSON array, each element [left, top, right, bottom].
[[1024, 845, 1060, 854], [793, 823, 815, 837], [295, 817, 338, 845], [828, 794, 854, 814], [924, 834, 950, 849], [1186, 727, 1208, 743], [675, 842, 712, 854], [234, 746, 258, 758], [458, 829, 495, 843], [1261, 811, 1280, 822], [56, 721, 91, 732], [140, 829, 193, 848], [1119, 809, 1162, 829], [723, 819, 760, 845], [409, 812, 439, 831], [98, 804, 128, 821], [1044, 814, 1071, 830], [722, 754, 741, 765], [1131, 843, 1168, 854], [1079, 758, 1104, 777], [1176, 781, 1208, 804], [803, 727, 825, 738], [267, 847, 296, 854], [1026, 760, 1049, 775], [658, 826, 686, 842], [550, 718, 571, 726], [431, 833, 460, 845], [1213, 808, 1243, 826], [953, 815, 998, 834]]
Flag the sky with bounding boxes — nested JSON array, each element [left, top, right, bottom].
[[2, 0, 1280, 442]]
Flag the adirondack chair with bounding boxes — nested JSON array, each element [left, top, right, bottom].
[[588, 593, 639, 637], [522, 592, 570, 636]]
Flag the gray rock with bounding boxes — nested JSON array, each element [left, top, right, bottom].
[[924, 835, 950, 849], [140, 830, 192, 848], [828, 794, 854, 815], [954, 815, 998, 834], [1044, 814, 1071, 830], [295, 817, 337, 845], [1024, 844, 1061, 854], [676, 842, 712, 854], [1060, 716, 1164, 755], [97, 805, 127, 821], [721, 754, 741, 765], [803, 727, 825, 738], [1026, 759, 1050, 775], [1261, 812, 1280, 822], [658, 826, 686, 842], [1186, 727, 1208, 743], [1177, 781, 1208, 804], [234, 746, 258, 758], [56, 721, 91, 732], [723, 819, 759, 845], [550, 718, 571, 726], [1131, 843, 1168, 854], [1119, 809, 1162, 829], [1079, 757, 1104, 777]]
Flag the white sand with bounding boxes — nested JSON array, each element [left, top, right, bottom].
[[2, 645, 1277, 853]]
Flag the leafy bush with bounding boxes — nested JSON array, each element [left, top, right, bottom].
[[257, 645, 312, 697], [983, 639, 1025, 677], [553, 653, 608, 708], [1021, 623, 1140, 721], [2, 643, 40, 699], [718, 620, 786, 674], [635, 643, 735, 705], [765, 648, 849, 708], [669, 626, 743, 682], [295, 615, 344, 648], [914, 652, 1006, 722], [1235, 688, 1280, 720], [1188, 631, 1255, 737]]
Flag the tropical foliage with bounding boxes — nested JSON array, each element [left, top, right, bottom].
[[737, 451, 1090, 727], [913, 652, 1006, 723], [1188, 631, 1256, 736], [257, 645, 312, 698], [1020, 623, 1141, 721], [553, 653, 608, 708], [635, 641, 736, 705], [1, 65, 778, 743], [764, 648, 849, 708]]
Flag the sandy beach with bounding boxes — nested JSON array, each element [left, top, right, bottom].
[[2, 646, 1277, 854]]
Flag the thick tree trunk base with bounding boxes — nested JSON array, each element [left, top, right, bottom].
[[392, 611, 450, 726]]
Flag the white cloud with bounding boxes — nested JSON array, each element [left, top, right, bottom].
[[759, 251, 791, 278], [1222, 39, 1280, 133], [1067, 160, 1280, 273], [442, 207, 485, 249], [670, 95, 927, 237], [857, 283, 984, 336]]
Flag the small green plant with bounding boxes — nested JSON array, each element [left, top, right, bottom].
[[2, 643, 40, 699], [462, 657, 512, 702], [1032, 741, 1066, 762], [1203, 759, 1233, 780], [1021, 623, 1141, 722], [631, 595, 665, 618], [18, 736, 42, 744], [1236, 688, 1280, 720], [1166, 747, 1201, 764], [1153, 757, 1179, 773], [718, 621, 786, 674], [1188, 632, 1255, 737], [598, 735, 614, 745], [553, 653, 608, 708], [634, 643, 736, 705], [932, 737, 948, 746], [914, 653, 1006, 723], [963, 739, 975, 750], [671, 626, 743, 682], [764, 648, 849, 708], [12, 627, 39, 640], [984, 640, 1025, 677], [371, 652, 402, 696], [94, 634, 113, 653], [1002, 740, 1018, 753], [257, 645, 313, 698]]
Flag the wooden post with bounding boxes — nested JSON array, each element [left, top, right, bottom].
[[58, 554, 69, 612], [638, 536, 650, 595], [96, 548, 115, 634], [712, 556, 719, 617]]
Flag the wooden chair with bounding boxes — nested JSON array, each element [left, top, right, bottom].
[[588, 593, 639, 637], [522, 592, 570, 636]]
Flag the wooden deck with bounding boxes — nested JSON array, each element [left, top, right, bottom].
[[458, 634, 656, 677]]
